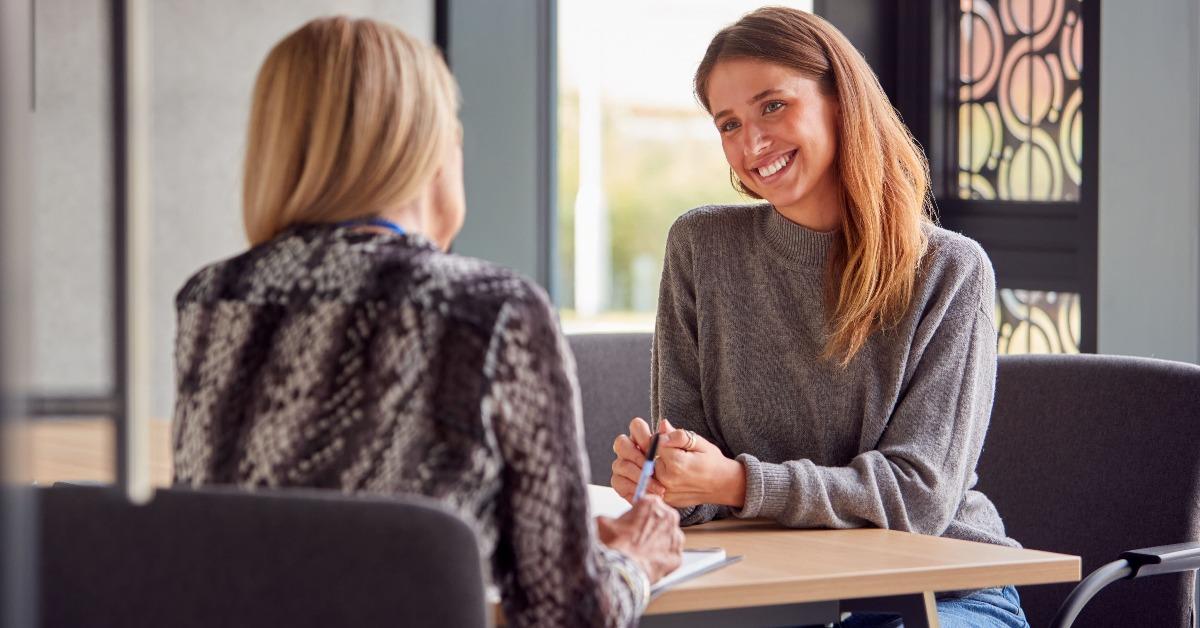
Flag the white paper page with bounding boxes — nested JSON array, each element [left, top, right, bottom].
[[652, 548, 728, 593], [588, 484, 632, 518]]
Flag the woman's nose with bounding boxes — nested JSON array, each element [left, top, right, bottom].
[[742, 124, 771, 157]]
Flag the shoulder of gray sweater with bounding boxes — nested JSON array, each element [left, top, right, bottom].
[[919, 224, 997, 324], [667, 203, 767, 248]]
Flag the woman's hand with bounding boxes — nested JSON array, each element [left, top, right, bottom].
[[610, 418, 666, 503], [653, 419, 747, 508], [610, 417, 746, 509], [595, 494, 685, 583]]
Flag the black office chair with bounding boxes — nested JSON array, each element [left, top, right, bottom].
[[38, 484, 489, 628], [568, 333, 1200, 627], [569, 333, 654, 484], [979, 354, 1200, 628]]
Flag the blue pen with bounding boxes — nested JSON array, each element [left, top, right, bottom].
[[633, 433, 662, 502]]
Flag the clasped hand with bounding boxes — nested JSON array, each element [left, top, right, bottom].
[[610, 417, 746, 509]]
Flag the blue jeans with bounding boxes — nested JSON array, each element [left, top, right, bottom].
[[837, 586, 1029, 628]]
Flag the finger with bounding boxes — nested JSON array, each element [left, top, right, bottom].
[[613, 435, 645, 463], [657, 428, 694, 450], [629, 417, 653, 451], [633, 493, 663, 511], [611, 459, 644, 484], [633, 495, 665, 543], [626, 494, 655, 527], [652, 452, 671, 483], [659, 418, 675, 434], [611, 475, 637, 502], [654, 448, 686, 481], [649, 506, 676, 545], [663, 521, 682, 550], [614, 462, 666, 498], [657, 446, 685, 461]]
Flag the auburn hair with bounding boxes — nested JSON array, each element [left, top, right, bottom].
[[695, 7, 933, 366], [242, 16, 459, 246]]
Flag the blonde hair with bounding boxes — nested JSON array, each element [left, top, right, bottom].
[[694, 7, 933, 366], [243, 16, 460, 246]]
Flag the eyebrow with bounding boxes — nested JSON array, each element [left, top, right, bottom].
[[712, 88, 784, 121]]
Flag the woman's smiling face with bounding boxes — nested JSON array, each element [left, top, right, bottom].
[[706, 58, 841, 216]]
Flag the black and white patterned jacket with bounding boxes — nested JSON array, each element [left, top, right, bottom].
[[173, 224, 646, 627]]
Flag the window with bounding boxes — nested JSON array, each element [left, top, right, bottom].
[[956, 0, 1086, 203], [555, 0, 812, 333], [949, 0, 1096, 354]]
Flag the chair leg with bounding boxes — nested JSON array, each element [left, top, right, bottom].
[[1050, 560, 1132, 628]]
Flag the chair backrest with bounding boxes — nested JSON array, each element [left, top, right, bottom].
[[977, 354, 1200, 627], [568, 333, 654, 484], [38, 484, 488, 628]]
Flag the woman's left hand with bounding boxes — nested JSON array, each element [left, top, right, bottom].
[[653, 419, 747, 509]]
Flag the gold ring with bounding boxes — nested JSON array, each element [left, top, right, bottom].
[[685, 430, 696, 451]]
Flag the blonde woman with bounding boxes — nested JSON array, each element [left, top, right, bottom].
[[610, 8, 1028, 627], [172, 17, 682, 627]]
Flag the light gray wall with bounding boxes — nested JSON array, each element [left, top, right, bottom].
[[448, 0, 553, 288], [1098, 0, 1200, 363], [31, 0, 112, 396], [148, 1, 432, 417], [33, 1, 433, 416]]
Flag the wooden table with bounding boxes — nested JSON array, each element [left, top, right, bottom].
[[635, 518, 1080, 627], [27, 422, 1078, 626]]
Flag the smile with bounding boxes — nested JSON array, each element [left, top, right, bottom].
[[753, 150, 797, 181]]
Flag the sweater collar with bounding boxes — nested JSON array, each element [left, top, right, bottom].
[[761, 205, 838, 268]]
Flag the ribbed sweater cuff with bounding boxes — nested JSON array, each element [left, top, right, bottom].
[[676, 505, 701, 525], [732, 454, 792, 519]]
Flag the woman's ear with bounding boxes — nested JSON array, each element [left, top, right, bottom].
[[426, 141, 467, 250]]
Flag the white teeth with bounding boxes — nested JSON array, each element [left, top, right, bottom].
[[756, 152, 791, 178]]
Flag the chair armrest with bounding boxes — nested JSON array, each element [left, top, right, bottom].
[[1051, 541, 1200, 628], [1120, 541, 1200, 578]]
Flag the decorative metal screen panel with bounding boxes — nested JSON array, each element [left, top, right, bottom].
[[956, 0, 1084, 201], [995, 289, 1082, 354]]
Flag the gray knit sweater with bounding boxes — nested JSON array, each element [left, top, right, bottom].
[[652, 203, 1017, 549]]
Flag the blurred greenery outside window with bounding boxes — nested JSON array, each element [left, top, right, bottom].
[[555, 1, 813, 333]]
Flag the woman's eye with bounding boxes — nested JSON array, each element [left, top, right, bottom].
[[719, 120, 740, 133], [764, 101, 785, 114]]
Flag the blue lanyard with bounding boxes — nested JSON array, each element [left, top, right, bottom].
[[339, 217, 406, 236]]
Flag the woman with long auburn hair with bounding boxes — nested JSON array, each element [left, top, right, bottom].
[[172, 16, 684, 627], [610, 7, 1029, 626]]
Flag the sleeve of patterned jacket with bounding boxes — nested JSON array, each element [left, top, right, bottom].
[[483, 284, 649, 628]]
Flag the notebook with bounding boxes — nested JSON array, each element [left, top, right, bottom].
[[587, 484, 740, 596]]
